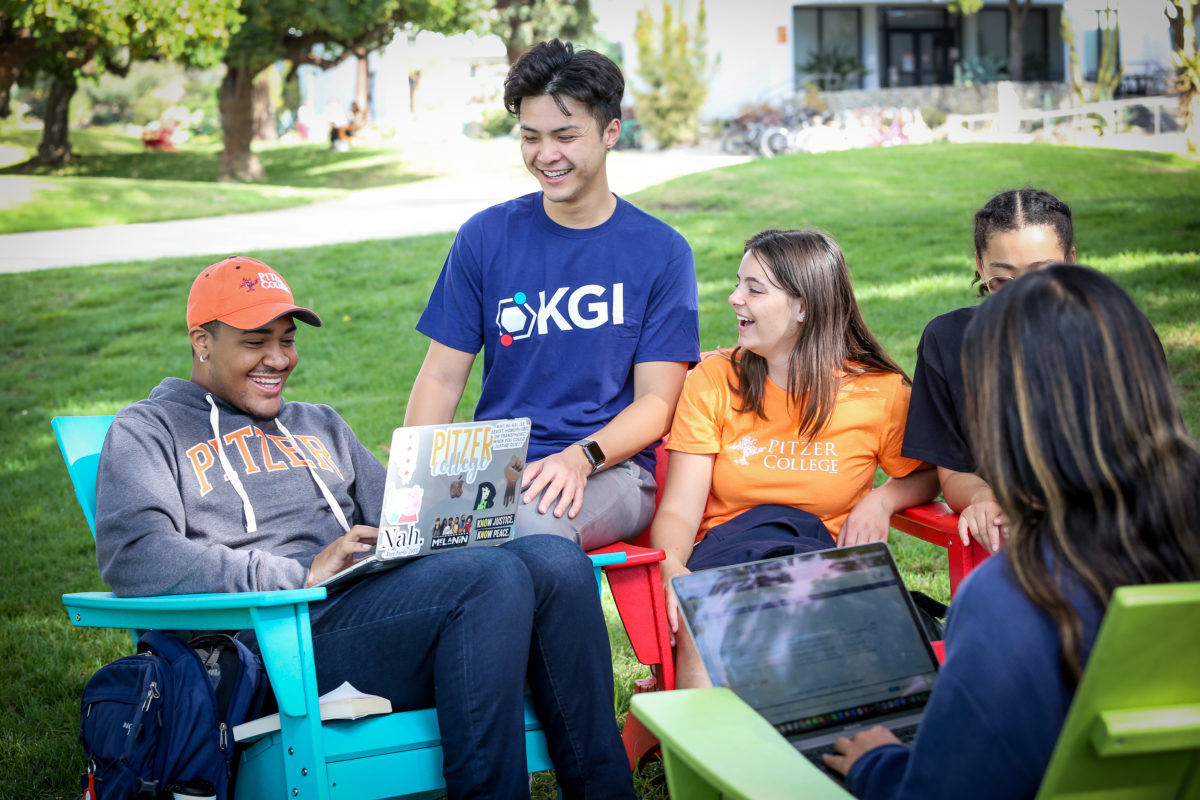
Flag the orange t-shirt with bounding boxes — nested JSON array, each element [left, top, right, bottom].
[[667, 353, 922, 540]]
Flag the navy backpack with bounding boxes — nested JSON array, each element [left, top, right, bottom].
[[80, 631, 267, 800]]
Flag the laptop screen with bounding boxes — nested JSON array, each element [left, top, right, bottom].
[[672, 543, 939, 735]]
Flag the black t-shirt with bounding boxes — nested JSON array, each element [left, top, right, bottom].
[[901, 306, 976, 473]]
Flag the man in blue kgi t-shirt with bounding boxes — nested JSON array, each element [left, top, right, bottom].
[[406, 39, 700, 550]]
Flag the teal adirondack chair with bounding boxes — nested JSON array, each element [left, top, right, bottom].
[[54, 415, 625, 800], [631, 581, 1200, 800]]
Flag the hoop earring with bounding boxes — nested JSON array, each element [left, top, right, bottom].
[[199, 354, 207, 363]]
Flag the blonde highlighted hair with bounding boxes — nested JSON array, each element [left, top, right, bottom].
[[963, 265, 1200, 681]]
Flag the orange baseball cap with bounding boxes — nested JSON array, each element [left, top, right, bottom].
[[187, 256, 322, 330]]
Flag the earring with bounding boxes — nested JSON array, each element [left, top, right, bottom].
[[199, 354, 207, 363]]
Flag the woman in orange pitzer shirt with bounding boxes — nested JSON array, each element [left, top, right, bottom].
[[651, 228, 938, 689]]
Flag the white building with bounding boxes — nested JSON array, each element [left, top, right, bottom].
[[595, 0, 1185, 118]]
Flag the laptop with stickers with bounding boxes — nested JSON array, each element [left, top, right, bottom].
[[315, 418, 532, 590], [671, 542, 939, 775]]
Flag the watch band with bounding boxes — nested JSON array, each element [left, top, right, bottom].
[[574, 439, 606, 473]]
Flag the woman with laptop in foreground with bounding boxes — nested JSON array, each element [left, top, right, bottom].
[[825, 265, 1200, 796]]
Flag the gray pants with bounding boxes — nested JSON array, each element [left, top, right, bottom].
[[514, 459, 657, 550]]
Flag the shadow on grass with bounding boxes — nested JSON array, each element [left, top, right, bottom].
[[0, 142, 436, 190]]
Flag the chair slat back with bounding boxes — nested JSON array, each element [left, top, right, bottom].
[[1036, 582, 1200, 799], [52, 415, 115, 539]]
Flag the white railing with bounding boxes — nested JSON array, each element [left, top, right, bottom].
[[946, 95, 1179, 143]]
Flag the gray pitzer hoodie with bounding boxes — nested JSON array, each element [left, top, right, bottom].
[[95, 377, 387, 597]]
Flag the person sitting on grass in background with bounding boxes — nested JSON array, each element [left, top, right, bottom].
[[902, 188, 1075, 552], [94, 256, 636, 800], [651, 229, 938, 689], [405, 39, 700, 551], [825, 265, 1200, 798]]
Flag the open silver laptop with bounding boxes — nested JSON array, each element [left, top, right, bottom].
[[316, 418, 531, 589], [671, 543, 939, 771]]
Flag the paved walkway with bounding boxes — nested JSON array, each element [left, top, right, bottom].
[[0, 141, 750, 273]]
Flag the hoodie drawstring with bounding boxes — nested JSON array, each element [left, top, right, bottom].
[[206, 395, 258, 533], [275, 416, 351, 534], [204, 395, 353, 535]]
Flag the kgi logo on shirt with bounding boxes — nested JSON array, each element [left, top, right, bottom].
[[495, 284, 625, 346]]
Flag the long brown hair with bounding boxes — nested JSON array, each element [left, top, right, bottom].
[[963, 265, 1200, 681], [731, 229, 907, 440]]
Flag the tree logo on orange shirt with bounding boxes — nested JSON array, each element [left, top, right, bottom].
[[728, 435, 766, 466]]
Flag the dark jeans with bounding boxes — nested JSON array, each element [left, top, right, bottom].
[[307, 535, 634, 800]]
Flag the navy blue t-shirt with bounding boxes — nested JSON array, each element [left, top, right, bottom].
[[901, 306, 976, 473], [417, 193, 700, 474]]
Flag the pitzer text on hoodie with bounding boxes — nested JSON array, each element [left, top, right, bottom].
[[96, 378, 387, 597]]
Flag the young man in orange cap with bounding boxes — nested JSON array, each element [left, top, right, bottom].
[[94, 256, 636, 799]]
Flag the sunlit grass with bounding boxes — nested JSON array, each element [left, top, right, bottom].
[[0, 127, 437, 233], [2, 142, 1198, 799]]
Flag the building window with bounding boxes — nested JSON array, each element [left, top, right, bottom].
[[793, 6, 864, 90], [879, 6, 958, 87], [977, 6, 1052, 79]]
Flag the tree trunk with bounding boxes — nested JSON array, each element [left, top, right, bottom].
[[0, 41, 36, 118], [1167, 1, 1197, 54], [1007, 1, 1026, 81], [36, 74, 77, 165], [252, 73, 277, 142], [354, 53, 370, 118], [219, 64, 265, 182]]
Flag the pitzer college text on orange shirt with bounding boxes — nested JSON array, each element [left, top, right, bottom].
[[430, 425, 494, 483], [764, 439, 839, 473]]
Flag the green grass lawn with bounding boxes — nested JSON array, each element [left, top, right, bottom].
[[2, 142, 1198, 799], [0, 127, 436, 234]]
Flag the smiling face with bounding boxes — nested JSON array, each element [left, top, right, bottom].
[[519, 93, 619, 224], [977, 224, 1076, 293], [190, 316, 298, 420], [729, 250, 805, 372]]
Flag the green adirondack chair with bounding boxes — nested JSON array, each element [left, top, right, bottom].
[[632, 582, 1200, 800]]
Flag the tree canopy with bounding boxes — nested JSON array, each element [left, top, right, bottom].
[[488, 0, 594, 64], [0, 0, 240, 116], [217, 0, 480, 180]]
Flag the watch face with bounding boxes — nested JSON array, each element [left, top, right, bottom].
[[580, 440, 604, 467]]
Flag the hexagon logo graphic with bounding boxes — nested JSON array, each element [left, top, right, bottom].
[[495, 291, 537, 346]]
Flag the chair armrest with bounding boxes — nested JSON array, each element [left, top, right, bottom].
[[890, 502, 959, 545], [62, 588, 326, 632], [587, 552, 627, 569], [631, 689, 853, 800], [591, 541, 665, 568], [1091, 704, 1200, 756]]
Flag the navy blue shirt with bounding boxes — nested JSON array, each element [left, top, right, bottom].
[[846, 553, 1103, 799], [417, 193, 700, 474]]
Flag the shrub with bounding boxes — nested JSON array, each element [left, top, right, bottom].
[[631, 0, 718, 149]]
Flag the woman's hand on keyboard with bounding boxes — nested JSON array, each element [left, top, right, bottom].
[[823, 726, 902, 776]]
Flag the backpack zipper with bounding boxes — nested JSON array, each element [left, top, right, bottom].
[[142, 681, 160, 712]]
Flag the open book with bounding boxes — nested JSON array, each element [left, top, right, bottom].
[[233, 681, 391, 742]]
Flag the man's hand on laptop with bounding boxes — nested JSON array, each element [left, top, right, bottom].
[[823, 725, 902, 776], [305, 526, 378, 587], [521, 446, 592, 519]]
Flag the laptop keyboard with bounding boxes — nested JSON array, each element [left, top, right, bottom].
[[797, 724, 920, 780]]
